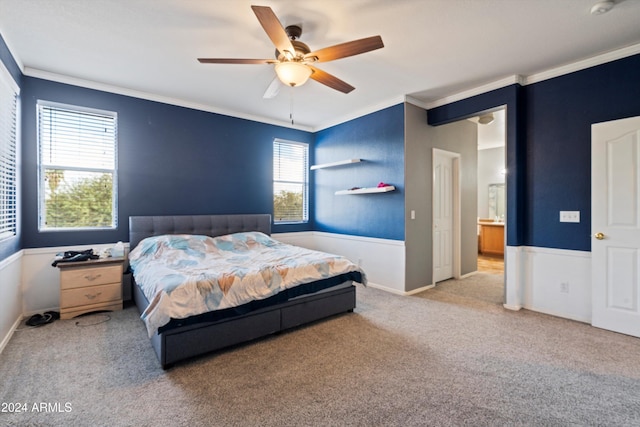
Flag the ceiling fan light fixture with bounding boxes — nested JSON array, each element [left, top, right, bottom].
[[275, 62, 312, 87]]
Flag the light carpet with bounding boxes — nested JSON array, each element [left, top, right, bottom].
[[1, 273, 639, 426]]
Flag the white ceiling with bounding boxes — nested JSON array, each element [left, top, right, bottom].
[[1, 0, 639, 131]]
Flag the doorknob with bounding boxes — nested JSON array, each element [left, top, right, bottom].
[[594, 232, 605, 240]]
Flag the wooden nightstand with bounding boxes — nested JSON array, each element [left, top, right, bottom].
[[57, 257, 125, 320]]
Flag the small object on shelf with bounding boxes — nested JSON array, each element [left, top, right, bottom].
[[310, 158, 362, 170], [335, 185, 395, 195]]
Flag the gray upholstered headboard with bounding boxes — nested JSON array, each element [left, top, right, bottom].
[[129, 214, 272, 250]]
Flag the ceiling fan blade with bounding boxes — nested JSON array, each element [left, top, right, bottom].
[[304, 36, 384, 62], [263, 76, 281, 99], [308, 66, 355, 94], [198, 58, 275, 64], [251, 5, 295, 58]]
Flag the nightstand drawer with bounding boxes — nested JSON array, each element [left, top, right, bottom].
[[60, 282, 122, 308], [60, 264, 122, 289]]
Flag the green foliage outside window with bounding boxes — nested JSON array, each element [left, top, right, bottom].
[[274, 190, 303, 222], [44, 171, 113, 228]]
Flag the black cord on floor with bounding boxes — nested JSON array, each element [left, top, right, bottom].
[[75, 314, 111, 327]]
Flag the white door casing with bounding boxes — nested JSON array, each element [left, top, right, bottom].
[[592, 116, 640, 338], [433, 149, 460, 284]]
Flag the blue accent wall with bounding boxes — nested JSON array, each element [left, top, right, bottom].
[[0, 34, 21, 261], [429, 54, 640, 252], [21, 77, 313, 248], [314, 104, 405, 240], [522, 54, 640, 251]]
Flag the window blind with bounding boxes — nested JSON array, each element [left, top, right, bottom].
[[0, 64, 18, 241], [37, 102, 117, 229], [273, 139, 308, 223]]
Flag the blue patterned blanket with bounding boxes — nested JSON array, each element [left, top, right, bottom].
[[129, 232, 366, 336]]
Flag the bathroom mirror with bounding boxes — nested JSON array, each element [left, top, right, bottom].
[[488, 183, 505, 221]]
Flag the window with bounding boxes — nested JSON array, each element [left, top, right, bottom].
[[0, 63, 18, 241], [37, 101, 117, 230], [273, 139, 308, 223]]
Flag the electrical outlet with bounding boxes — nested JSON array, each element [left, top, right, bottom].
[[560, 211, 580, 223], [357, 258, 363, 267], [560, 282, 569, 293]]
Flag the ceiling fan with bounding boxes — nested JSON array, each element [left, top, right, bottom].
[[198, 5, 384, 97]]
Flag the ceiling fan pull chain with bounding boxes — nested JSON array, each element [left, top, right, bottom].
[[290, 85, 294, 125]]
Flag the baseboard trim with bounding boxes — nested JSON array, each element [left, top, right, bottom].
[[366, 282, 406, 295], [368, 281, 435, 296], [406, 284, 435, 295], [503, 304, 522, 311], [0, 315, 23, 355], [522, 305, 590, 324], [459, 270, 477, 279]]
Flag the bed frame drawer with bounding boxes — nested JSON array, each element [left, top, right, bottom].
[[163, 310, 281, 365], [281, 285, 356, 330]]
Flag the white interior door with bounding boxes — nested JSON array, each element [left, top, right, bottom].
[[592, 116, 640, 338], [433, 149, 458, 283]]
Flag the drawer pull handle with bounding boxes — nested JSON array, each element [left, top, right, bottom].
[[85, 292, 102, 300], [84, 273, 102, 281]]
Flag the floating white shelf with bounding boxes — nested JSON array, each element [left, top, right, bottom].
[[310, 159, 361, 170], [335, 185, 396, 195]]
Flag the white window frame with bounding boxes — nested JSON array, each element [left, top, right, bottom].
[[37, 100, 118, 231], [0, 62, 19, 242], [273, 138, 309, 224]]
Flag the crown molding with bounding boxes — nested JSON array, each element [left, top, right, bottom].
[[23, 67, 314, 132], [313, 95, 405, 132], [426, 42, 640, 109], [18, 40, 640, 132], [425, 75, 524, 110], [0, 25, 24, 74], [524, 42, 640, 85], [404, 95, 430, 110]]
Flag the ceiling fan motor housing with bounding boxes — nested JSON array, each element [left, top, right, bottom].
[[276, 40, 310, 61], [275, 26, 310, 61]]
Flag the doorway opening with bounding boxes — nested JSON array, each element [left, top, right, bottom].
[[475, 108, 506, 278], [432, 107, 506, 307]]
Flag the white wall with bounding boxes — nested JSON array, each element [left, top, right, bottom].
[[505, 245, 591, 323], [274, 231, 406, 294], [0, 251, 23, 354]]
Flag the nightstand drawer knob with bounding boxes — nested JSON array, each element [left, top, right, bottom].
[[85, 292, 102, 300], [84, 273, 102, 281]]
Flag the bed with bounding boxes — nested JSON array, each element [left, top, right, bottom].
[[129, 214, 363, 368]]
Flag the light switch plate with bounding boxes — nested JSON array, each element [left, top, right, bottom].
[[560, 211, 580, 223]]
